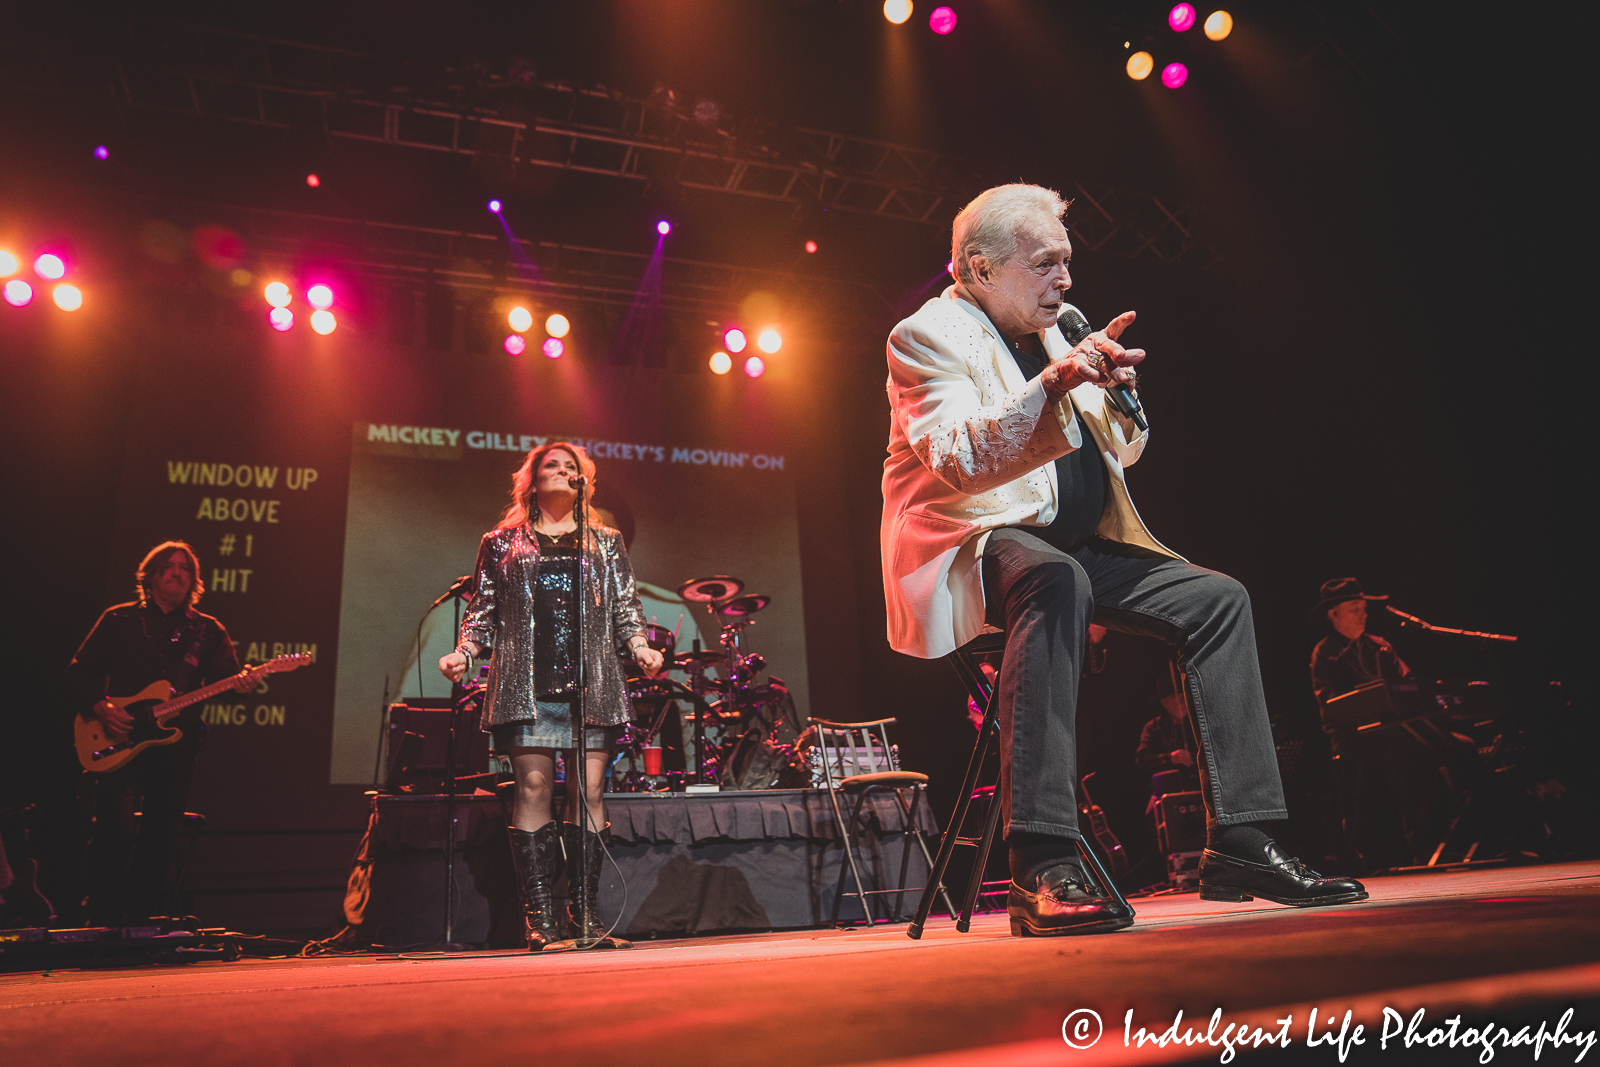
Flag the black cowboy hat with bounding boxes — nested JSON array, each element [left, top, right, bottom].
[[1310, 577, 1388, 624]]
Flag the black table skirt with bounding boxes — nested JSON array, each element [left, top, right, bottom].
[[347, 789, 942, 945]]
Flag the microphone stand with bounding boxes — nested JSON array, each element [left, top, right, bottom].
[[418, 578, 475, 952], [1385, 605, 1518, 644], [550, 478, 629, 951]]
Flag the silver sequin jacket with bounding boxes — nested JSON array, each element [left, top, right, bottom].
[[460, 523, 648, 729]]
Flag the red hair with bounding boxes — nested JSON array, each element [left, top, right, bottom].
[[497, 442, 602, 531]]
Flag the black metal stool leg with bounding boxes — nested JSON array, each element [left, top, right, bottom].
[[908, 704, 994, 939], [959, 758, 1005, 932]]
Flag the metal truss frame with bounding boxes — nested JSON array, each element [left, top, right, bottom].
[[89, 20, 1221, 267]]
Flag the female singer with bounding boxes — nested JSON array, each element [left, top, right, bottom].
[[439, 442, 663, 950]]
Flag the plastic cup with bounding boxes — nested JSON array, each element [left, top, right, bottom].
[[642, 747, 663, 775]]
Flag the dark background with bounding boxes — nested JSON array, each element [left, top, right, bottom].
[[1, 0, 1586, 934]]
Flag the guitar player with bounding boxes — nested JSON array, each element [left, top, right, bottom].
[[65, 541, 254, 926]]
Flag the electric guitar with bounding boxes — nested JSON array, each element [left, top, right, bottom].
[[75, 653, 312, 773]]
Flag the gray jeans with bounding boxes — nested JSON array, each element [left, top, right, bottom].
[[981, 529, 1288, 840]]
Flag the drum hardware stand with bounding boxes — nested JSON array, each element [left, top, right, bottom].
[[549, 475, 629, 951]]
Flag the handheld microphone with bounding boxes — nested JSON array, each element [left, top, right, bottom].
[[1056, 304, 1148, 432]]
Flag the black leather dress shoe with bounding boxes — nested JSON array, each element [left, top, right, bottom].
[[1007, 863, 1135, 936], [1199, 842, 1368, 907]]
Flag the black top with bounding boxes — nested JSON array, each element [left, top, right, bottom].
[[66, 602, 241, 726], [1309, 632, 1410, 704], [1005, 334, 1107, 552], [1135, 712, 1199, 788], [531, 529, 581, 697]]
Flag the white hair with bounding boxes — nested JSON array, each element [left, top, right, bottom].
[[950, 184, 1067, 285]]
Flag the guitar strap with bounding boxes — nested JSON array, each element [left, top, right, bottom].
[[173, 612, 208, 694]]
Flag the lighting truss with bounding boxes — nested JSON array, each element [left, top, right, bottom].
[[93, 20, 1222, 265]]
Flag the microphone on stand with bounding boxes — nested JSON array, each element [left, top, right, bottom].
[[427, 575, 473, 610], [567, 476, 588, 489], [1056, 304, 1148, 432]]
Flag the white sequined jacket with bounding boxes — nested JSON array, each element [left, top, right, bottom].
[[880, 285, 1178, 659]]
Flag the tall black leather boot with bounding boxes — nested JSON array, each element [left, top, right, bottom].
[[561, 821, 607, 939], [507, 823, 566, 951]]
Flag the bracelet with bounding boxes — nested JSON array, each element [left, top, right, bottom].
[[454, 645, 475, 662], [627, 637, 648, 650]]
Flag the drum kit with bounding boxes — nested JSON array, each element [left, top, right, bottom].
[[611, 574, 805, 792]]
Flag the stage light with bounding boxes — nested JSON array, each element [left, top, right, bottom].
[[1127, 51, 1154, 80], [1162, 61, 1189, 88], [542, 337, 564, 359], [33, 254, 65, 280], [1168, 3, 1196, 31], [504, 333, 527, 356], [757, 328, 782, 353], [723, 328, 747, 353], [4, 280, 32, 306], [52, 284, 83, 311], [805, 240, 818, 254], [508, 306, 533, 332], [306, 284, 334, 310], [487, 199, 503, 213], [264, 282, 291, 308], [743, 355, 766, 378], [306, 173, 320, 187], [545, 313, 570, 338], [94, 145, 109, 160], [657, 220, 672, 236], [883, 0, 912, 25], [310, 309, 337, 335], [268, 306, 293, 331], [929, 6, 956, 34], [0, 250, 16, 276], [709, 351, 732, 375], [1204, 10, 1233, 40]]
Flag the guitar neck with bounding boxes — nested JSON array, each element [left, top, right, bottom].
[[153, 668, 260, 721]]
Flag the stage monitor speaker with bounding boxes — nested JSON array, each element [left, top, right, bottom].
[[1155, 790, 1206, 854], [387, 700, 493, 779]]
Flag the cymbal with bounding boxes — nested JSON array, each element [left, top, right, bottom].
[[679, 575, 744, 604], [672, 649, 727, 668], [720, 594, 771, 618]]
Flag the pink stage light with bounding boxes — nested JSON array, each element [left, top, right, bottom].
[[33, 254, 66, 280], [487, 199, 503, 213], [94, 145, 109, 160], [657, 220, 672, 236], [723, 328, 747, 353], [1161, 61, 1189, 88], [709, 351, 732, 375], [4, 279, 33, 307], [1168, 3, 1196, 31], [504, 334, 527, 356], [542, 337, 564, 359], [805, 240, 818, 254], [929, 6, 956, 34], [306, 174, 321, 187], [268, 306, 294, 331], [743, 355, 766, 378], [306, 284, 334, 310]]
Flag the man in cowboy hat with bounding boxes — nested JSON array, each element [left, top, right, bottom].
[[1309, 578, 1411, 705]]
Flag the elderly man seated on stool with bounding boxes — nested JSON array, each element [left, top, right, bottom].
[[878, 183, 1366, 936]]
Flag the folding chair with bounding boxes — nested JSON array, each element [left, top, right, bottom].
[[810, 718, 954, 925]]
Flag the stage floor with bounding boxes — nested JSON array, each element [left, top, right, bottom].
[[5, 861, 1598, 1066]]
